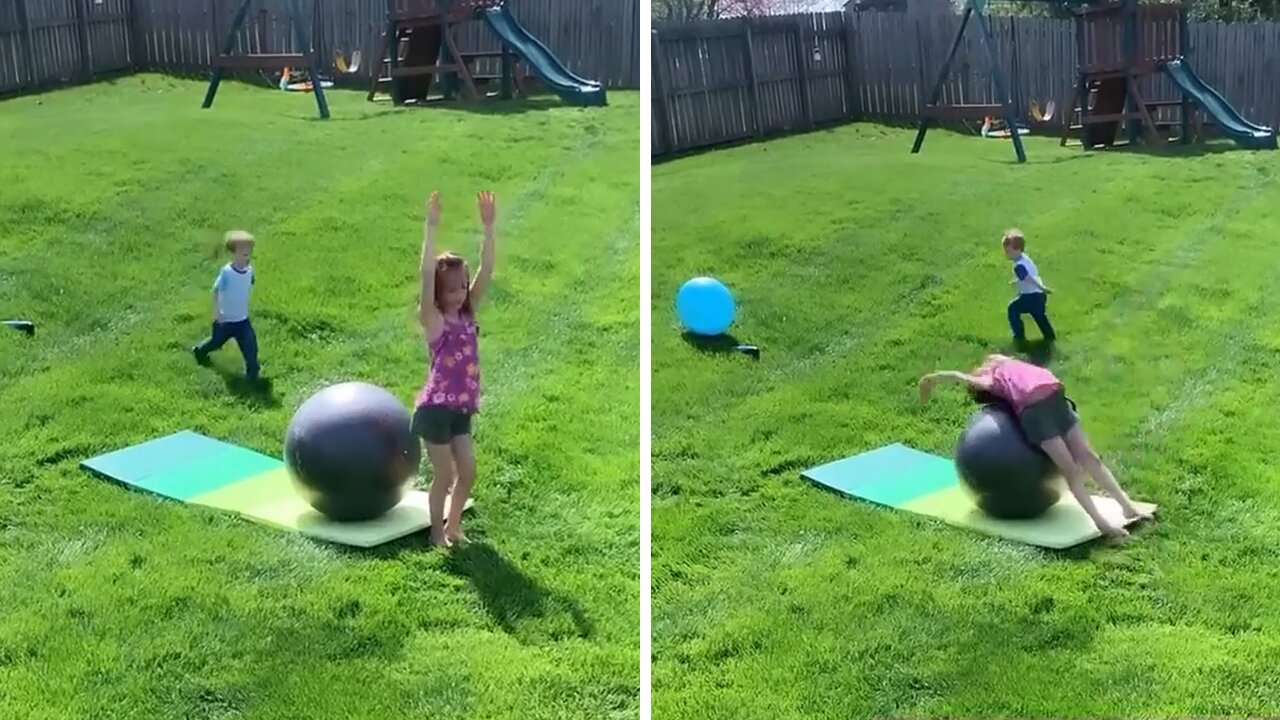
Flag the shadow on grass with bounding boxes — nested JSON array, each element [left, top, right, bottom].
[[406, 94, 567, 116], [198, 358, 281, 409], [1039, 136, 1244, 162], [302, 93, 568, 123], [0, 70, 135, 102], [681, 331, 760, 359], [445, 541, 595, 641], [1002, 337, 1057, 367], [337, 530, 594, 641], [294, 107, 400, 123], [220, 370, 280, 408], [1116, 139, 1244, 159]]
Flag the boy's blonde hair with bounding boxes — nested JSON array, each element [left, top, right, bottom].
[[224, 230, 255, 252], [1001, 228, 1026, 251]]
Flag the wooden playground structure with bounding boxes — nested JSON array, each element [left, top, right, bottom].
[[366, 0, 606, 107], [1063, 0, 1189, 149], [368, 0, 524, 105], [910, 0, 1275, 162], [198, 0, 606, 117]]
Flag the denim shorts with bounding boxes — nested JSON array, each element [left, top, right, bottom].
[[410, 404, 473, 445], [1018, 390, 1078, 444]]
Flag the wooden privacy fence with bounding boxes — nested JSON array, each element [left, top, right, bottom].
[[0, 0, 638, 96], [136, 0, 639, 88], [652, 12, 855, 158], [652, 9, 1280, 158], [0, 0, 135, 94]]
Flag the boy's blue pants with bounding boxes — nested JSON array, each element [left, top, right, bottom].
[[197, 319, 260, 378], [1008, 293, 1056, 341]]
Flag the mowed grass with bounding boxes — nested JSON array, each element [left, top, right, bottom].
[[652, 126, 1280, 719], [0, 76, 638, 719]]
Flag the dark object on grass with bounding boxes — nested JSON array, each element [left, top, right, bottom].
[[954, 404, 1060, 520], [284, 381, 420, 522], [3, 320, 34, 337], [681, 332, 759, 360]]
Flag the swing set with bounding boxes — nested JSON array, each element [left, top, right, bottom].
[[201, 0, 333, 118]]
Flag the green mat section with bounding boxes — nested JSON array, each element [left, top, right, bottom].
[[801, 443, 958, 508], [83, 430, 474, 547], [81, 430, 241, 496], [803, 443, 1157, 549]]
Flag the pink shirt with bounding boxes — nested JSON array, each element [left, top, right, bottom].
[[415, 314, 481, 413], [981, 358, 1061, 412]]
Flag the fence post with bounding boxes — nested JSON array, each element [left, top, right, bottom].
[[842, 11, 861, 120], [630, 0, 640, 89], [914, 17, 925, 113], [313, 0, 329, 68], [14, 0, 36, 91], [743, 18, 765, 138], [794, 16, 814, 130], [1007, 15, 1022, 121], [128, 0, 146, 70], [74, 0, 92, 80], [210, 0, 221, 67], [651, 29, 675, 158]]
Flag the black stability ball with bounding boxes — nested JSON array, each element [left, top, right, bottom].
[[284, 381, 420, 522], [954, 404, 1061, 520]]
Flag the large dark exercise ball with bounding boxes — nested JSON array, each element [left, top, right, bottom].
[[954, 404, 1061, 520], [284, 381, 420, 522]]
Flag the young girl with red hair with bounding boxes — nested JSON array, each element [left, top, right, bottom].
[[920, 354, 1152, 538], [414, 190, 496, 547]]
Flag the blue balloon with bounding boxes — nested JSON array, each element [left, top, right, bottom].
[[676, 277, 736, 336]]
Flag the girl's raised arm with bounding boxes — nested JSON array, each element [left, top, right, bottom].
[[469, 191, 497, 308], [918, 370, 993, 402], [418, 192, 444, 336]]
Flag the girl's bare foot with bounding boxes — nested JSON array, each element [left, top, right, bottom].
[[446, 529, 470, 546]]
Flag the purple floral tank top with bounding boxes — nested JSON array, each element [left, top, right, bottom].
[[416, 314, 480, 413]]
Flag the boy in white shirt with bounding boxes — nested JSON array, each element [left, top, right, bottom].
[[192, 231, 260, 382], [1003, 228, 1056, 345]]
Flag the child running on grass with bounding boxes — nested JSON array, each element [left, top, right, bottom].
[[192, 231, 260, 382], [918, 353, 1152, 538], [412, 190, 496, 547], [1002, 228, 1057, 346]]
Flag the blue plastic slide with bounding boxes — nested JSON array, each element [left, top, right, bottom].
[[1163, 58, 1276, 150], [480, 4, 606, 107]]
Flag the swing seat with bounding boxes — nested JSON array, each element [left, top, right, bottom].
[[1031, 100, 1057, 122], [335, 50, 362, 74]]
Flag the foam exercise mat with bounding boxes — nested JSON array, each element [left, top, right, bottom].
[[802, 443, 1156, 549], [82, 430, 472, 548]]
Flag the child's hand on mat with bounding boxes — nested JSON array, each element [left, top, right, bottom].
[[477, 191, 496, 227], [1100, 523, 1127, 538], [426, 191, 442, 227]]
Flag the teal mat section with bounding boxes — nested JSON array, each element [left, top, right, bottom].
[[802, 443, 959, 508], [132, 446, 284, 501], [82, 430, 235, 485]]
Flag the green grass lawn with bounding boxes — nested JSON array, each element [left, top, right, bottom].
[[652, 126, 1280, 718], [0, 75, 639, 719]]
